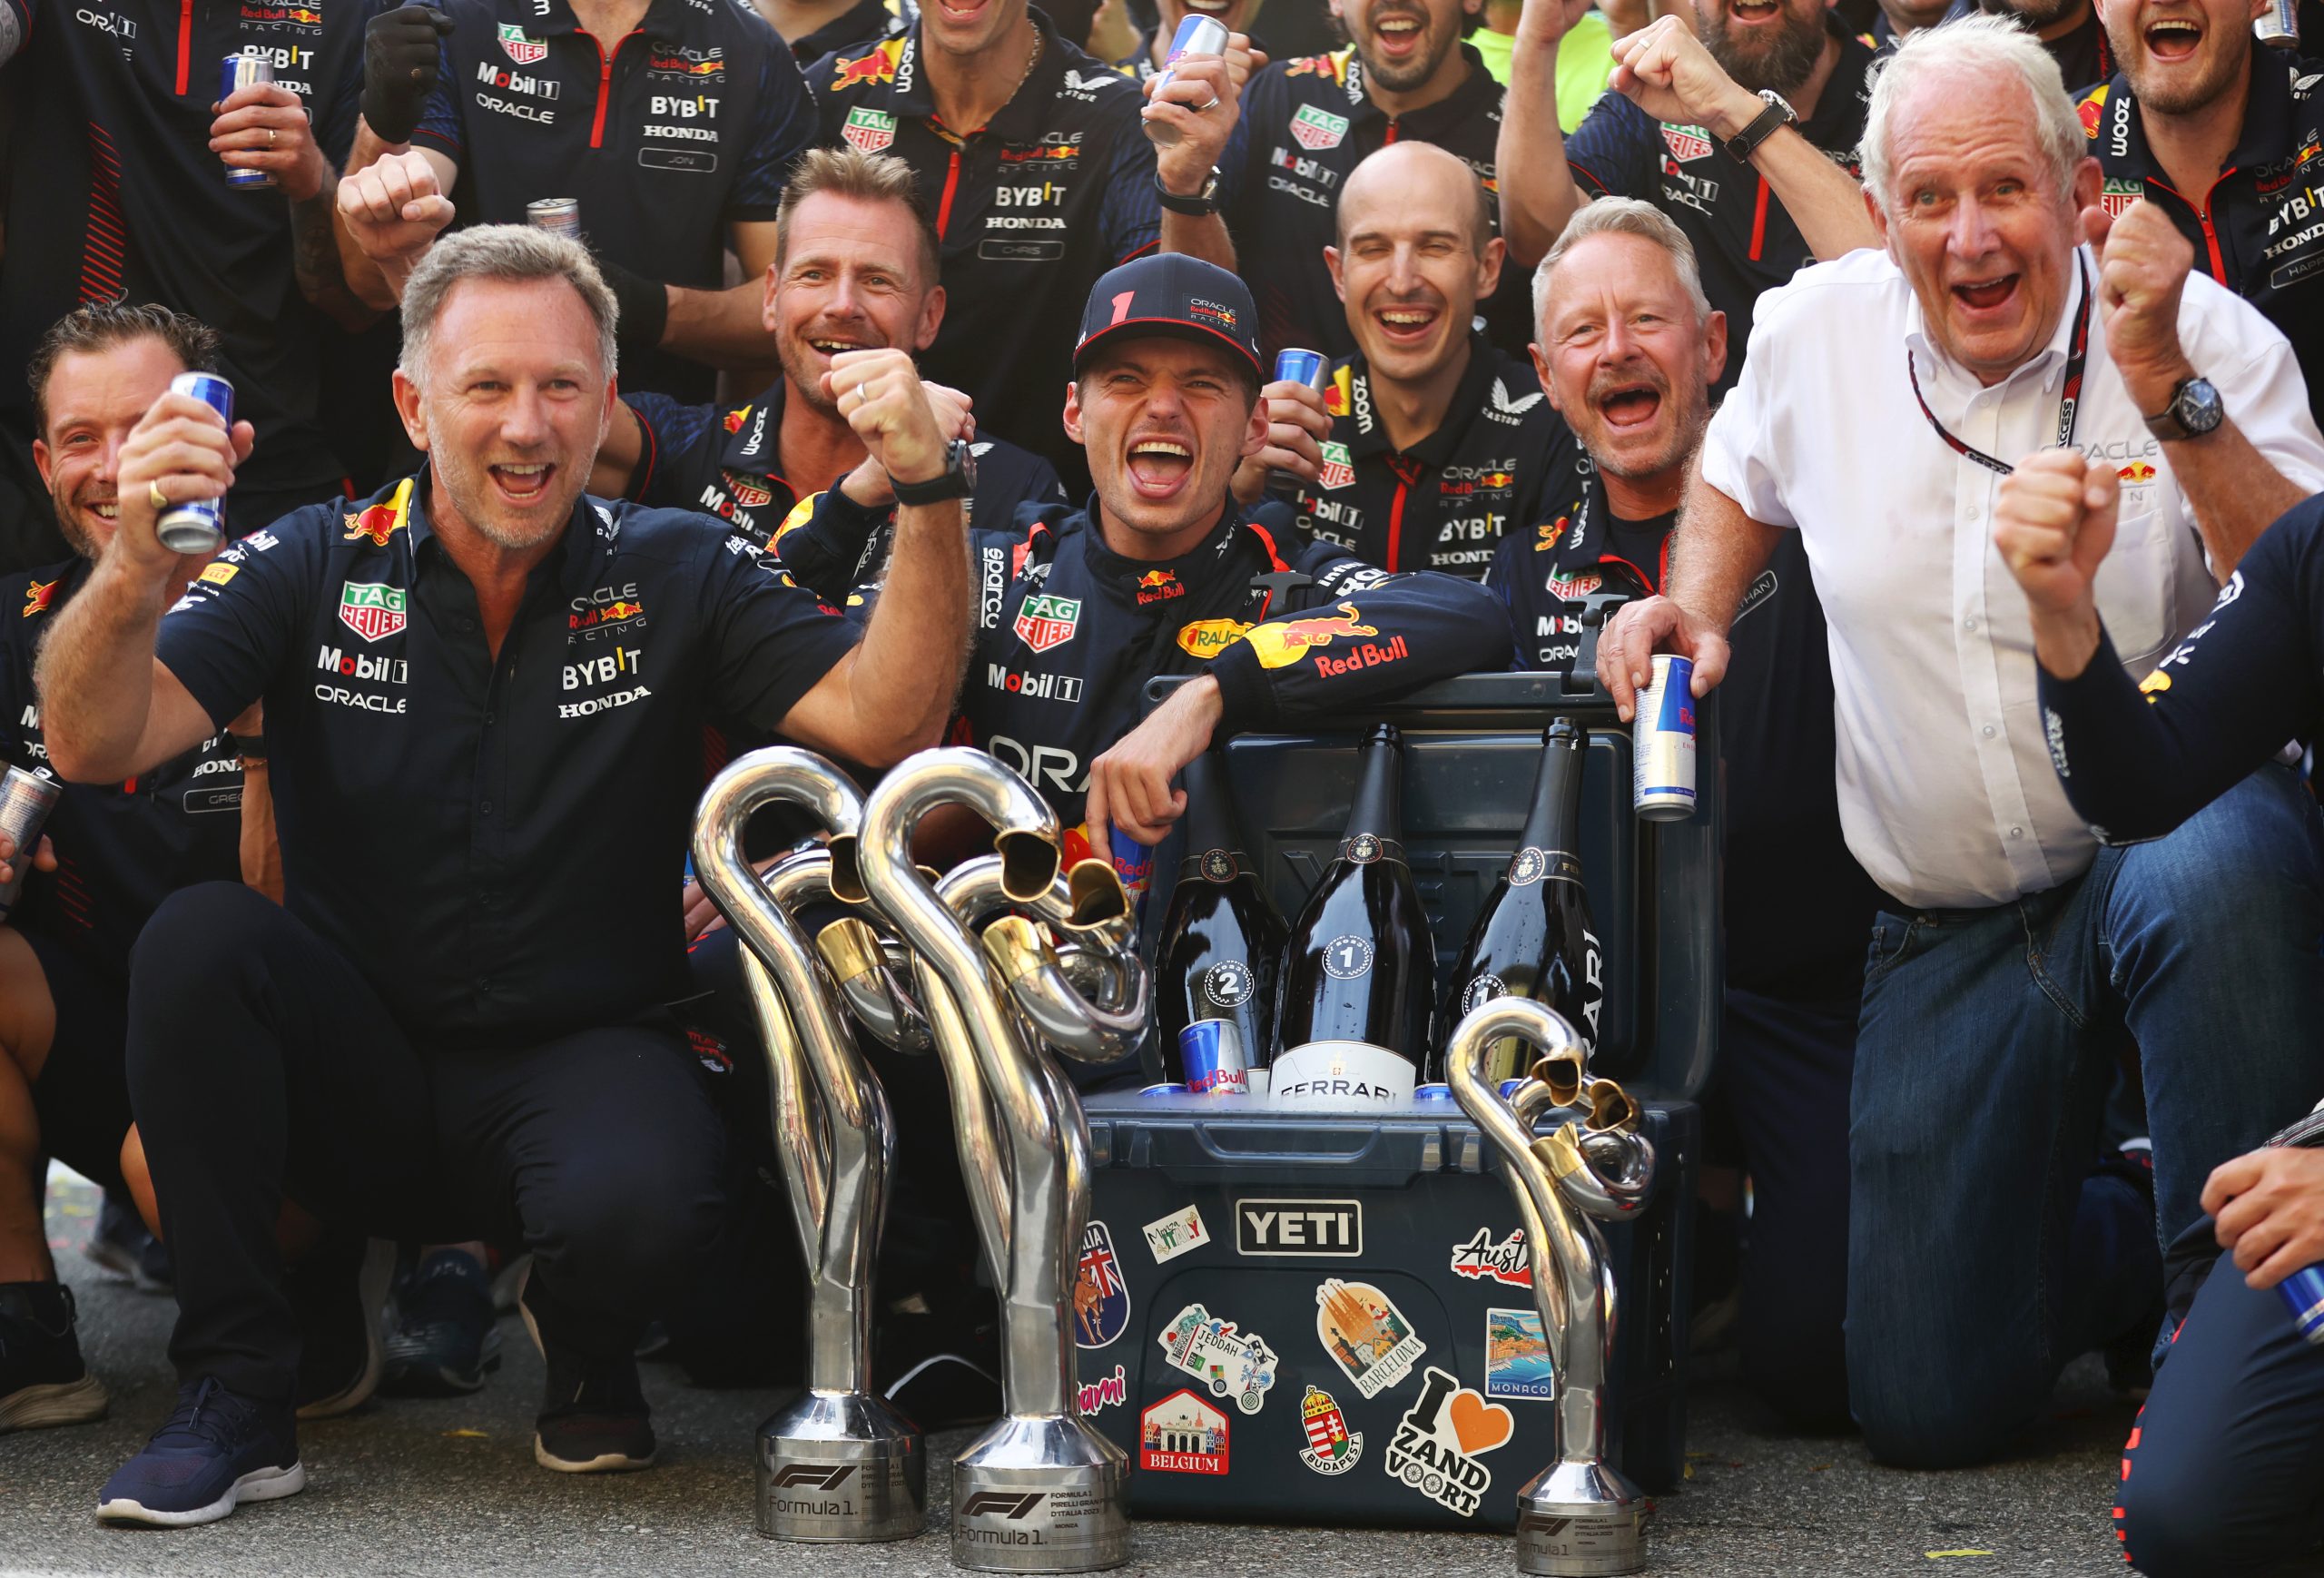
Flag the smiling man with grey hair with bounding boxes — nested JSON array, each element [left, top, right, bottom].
[[31, 221, 972, 1524], [1599, 10, 2324, 1468]]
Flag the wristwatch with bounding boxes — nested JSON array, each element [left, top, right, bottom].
[[1722, 89, 1797, 163], [2142, 375, 2224, 442], [891, 439, 977, 506], [228, 731, 268, 764], [1156, 165, 1222, 217]]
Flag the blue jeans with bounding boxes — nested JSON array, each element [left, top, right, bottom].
[[1846, 763, 2324, 1468]]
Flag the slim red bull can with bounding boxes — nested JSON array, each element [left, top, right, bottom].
[[155, 373, 235, 556], [1145, 15, 1230, 147], [2256, 0, 2299, 44], [1633, 653, 1697, 821], [222, 54, 278, 189], [527, 198, 582, 238], [1179, 1020, 1251, 1096], [2280, 1263, 2324, 1344], [0, 766, 62, 919], [1109, 824, 1155, 925], [1267, 349, 1329, 498]]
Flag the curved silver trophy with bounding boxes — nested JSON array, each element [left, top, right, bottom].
[[692, 748, 926, 1543], [1447, 997, 1654, 1578], [858, 747, 1141, 1574]]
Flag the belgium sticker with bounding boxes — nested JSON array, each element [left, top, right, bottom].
[[1315, 1277, 1426, 1399], [1140, 1389, 1228, 1474]]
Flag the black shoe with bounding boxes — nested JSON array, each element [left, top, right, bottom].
[[382, 1249, 502, 1397], [520, 1281, 655, 1473], [290, 1238, 395, 1420], [0, 1281, 108, 1434], [84, 1197, 172, 1295]]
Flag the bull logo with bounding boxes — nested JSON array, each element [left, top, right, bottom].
[[1241, 602, 1377, 670]]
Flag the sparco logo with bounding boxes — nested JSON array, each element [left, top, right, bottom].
[[959, 1492, 1045, 1519], [980, 544, 1006, 627], [771, 1464, 856, 1489], [1236, 1198, 1362, 1256]]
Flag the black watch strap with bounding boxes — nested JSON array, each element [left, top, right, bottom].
[[1156, 166, 1221, 216], [1723, 94, 1795, 163], [229, 731, 268, 762], [891, 439, 973, 505]]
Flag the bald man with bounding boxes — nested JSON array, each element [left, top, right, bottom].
[[1266, 143, 1568, 577]]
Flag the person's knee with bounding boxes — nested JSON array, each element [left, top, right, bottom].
[[2115, 1437, 2298, 1578], [531, 1152, 723, 1297], [126, 883, 275, 1021]]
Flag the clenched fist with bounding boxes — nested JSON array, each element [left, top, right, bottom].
[[825, 349, 950, 491], [1994, 445, 2117, 678], [337, 148, 455, 271]]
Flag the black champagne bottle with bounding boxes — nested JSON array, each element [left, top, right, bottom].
[[1433, 718, 1604, 1082], [1154, 752, 1288, 1094], [1271, 724, 1435, 1106]]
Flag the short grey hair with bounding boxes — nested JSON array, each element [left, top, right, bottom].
[[1531, 198, 1713, 337], [399, 225, 619, 385], [1858, 13, 2083, 214]]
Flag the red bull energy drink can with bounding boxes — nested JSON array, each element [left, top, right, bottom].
[[155, 372, 235, 556], [1633, 652, 1697, 821], [222, 54, 278, 189], [1109, 824, 1155, 923], [1139, 1082, 1190, 1097], [0, 766, 62, 919], [2280, 1263, 2324, 1344], [1145, 15, 1230, 147], [527, 198, 582, 238], [2256, 0, 2299, 44], [1179, 1020, 1251, 1096], [1267, 349, 1329, 498]]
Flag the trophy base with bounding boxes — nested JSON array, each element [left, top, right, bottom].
[[950, 1414, 1131, 1573], [1513, 1460, 1648, 1576], [755, 1391, 927, 1543]]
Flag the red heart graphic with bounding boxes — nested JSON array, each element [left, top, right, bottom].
[[1447, 1390, 1513, 1455]]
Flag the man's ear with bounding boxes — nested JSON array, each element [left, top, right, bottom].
[[1324, 244, 1348, 302], [1477, 234, 1506, 301], [1062, 378, 1086, 447], [917, 284, 947, 351], [1242, 384, 1269, 461], [31, 439, 52, 489], [391, 369, 428, 452], [1702, 308, 1728, 390], [1529, 341, 1563, 416]]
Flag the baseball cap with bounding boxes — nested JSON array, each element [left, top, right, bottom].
[[1072, 253, 1265, 382]]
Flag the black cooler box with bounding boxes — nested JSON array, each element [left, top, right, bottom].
[[1068, 676, 1718, 1532]]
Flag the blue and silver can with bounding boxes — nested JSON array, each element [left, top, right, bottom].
[[1633, 652, 1698, 822], [1413, 1082, 1456, 1102], [1266, 349, 1330, 498], [221, 54, 278, 189], [1139, 1082, 1190, 1097], [1179, 1020, 1250, 1096], [1499, 1078, 1528, 1100], [2280, 1264, 2324, 1345], [154, 372, 235, 556], [1144, 15, 1230, 147]]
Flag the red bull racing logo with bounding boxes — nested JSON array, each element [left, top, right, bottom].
[[723, 405, 751, 434], [21, 578, 54, 618], [1135, 568, 1184, 605], [2118, 461, 2157, 484], [1241, 602, 1378, 670], [831, 37, 903, 90], [342, 479, 413, 547]]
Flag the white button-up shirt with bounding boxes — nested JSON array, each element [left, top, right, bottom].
[[1700, 244, 2324, 911]]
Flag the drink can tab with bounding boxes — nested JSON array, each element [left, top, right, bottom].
[[221, 54, 279, 189], [2280, 1264, 2324, 1345], [1179, 1020, 1250, 1096], [1145, 15, 1230, 146], [154, 373, 236, 557]]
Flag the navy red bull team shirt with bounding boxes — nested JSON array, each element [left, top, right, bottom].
[[151, 473, 862, 1043], [413, 0, 816, 402]]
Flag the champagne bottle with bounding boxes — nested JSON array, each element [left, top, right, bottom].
[[1271, 724, 1435, 1107], [1154, 752, 1288, 1096], [1432, 718, 1604, 1082]]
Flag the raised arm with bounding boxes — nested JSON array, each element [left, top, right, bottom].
[[1497, 0, 1600, 266], [35, 393, 255, 783]]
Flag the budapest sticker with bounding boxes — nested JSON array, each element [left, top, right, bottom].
[[1158, 1303, 1280, 1415], [1449, 1228, 1531, 1288], [1384, 1366, 1514, 1517], [1072, 1220, 1131, 1349], [1296, 1386, 1364, 1476], [1142, 1204, 1209, 1265], [1315, 1277, 1427, 1399], [1485, 1307, 1555, 1401], [1140, 1388, 1228, 1475]]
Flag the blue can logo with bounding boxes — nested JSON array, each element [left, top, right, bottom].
[[1179, 1020, 1250, 1096]]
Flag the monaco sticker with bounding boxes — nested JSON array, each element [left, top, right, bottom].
[[1485, 1307, 1555, 1400], [1140, 1389, 1228, 1474], [1158, 1303, 1280, 1414], [1142, 1204, 1209, 1264], [1384, 1366, 1514, 1516], [1449, 1228, 1531, 1288], [1297, 1385, 1364, 1475], [1071, 1221, 1131, 1348], [1315, 1277, 1426, 1399]]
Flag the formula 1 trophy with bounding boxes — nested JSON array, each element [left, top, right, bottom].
[[692, 747, 925, 1543], [1447, 997, 1656, 1577], [858, 747, 1146, 1573]]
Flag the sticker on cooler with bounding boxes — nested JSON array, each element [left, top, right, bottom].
[[1077, 1362, 1128, 1416], [1296, 1386, 1364, 1475], [1071, 1221, 1131, 1349], [1384, 1366, 1514, 1517], [1314, 1277, 1426, 1399], [1142, 1204, 1209, 1264], [1268, 1040, 1416, 1109], [1484, 1307, 1555, 1400], [1157, 1303, 1280, 1414], [1448, 1228, 1531, 1287], [1140, 1389, 1229, 1474]]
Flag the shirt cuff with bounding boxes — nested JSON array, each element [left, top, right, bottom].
[[1207, 642, 1275, 735]]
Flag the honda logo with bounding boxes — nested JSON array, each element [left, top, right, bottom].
[[959, 1492, 1046, 1520], [770, 1464, 856, 1490]]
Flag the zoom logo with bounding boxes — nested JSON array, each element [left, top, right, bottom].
[[770, 1464, 856, 1490], [959, 1493, 1046, 1520]]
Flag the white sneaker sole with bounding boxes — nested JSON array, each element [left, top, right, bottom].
[[96, 1460, 307, 1527], [533, 1434, 655, 1474], [296, 1237, 398, 1421], [1, 1372, 110, 1433]]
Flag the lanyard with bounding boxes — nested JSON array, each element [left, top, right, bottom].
[[1906, 253, 2092, 477]]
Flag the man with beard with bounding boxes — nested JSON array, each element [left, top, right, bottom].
[[35, 225, 969, 1522], [2078, 0, 2324, 424], [1490, 198, 1881, 1429], [1498, 0, 1880, 392], [0, 303, 275, 1439], [1274, 142, 1568, 577]]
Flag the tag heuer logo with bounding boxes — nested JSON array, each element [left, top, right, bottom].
[[1318, 440, 1355, 490], [497, 22, 547, 64], [1290, 104, 1348, 150], [1660, 122, 1713, 162], [1013, 592, 1082, 653], [2101, 176, 2144, 216], [842, 105, 896, 153], [339, 581, 407, 642]]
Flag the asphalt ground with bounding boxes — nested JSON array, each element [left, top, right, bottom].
[[1, 1169, 2143, 1578]]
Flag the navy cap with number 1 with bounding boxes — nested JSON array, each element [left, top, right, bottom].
[[1072, 253, 1265, 382]]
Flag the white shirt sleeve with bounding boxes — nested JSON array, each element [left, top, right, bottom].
[[1699, 302, 1801, 530]]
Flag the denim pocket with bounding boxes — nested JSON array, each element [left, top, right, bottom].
[[1864, 914, 1919, 981]]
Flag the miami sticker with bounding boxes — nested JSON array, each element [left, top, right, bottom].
[[1384, 1366, 1514, 1518], [1072, 1220, 1131, 1349], [1315, 1277, 1426, 1399], [1157, 1303, 1279, 1415]]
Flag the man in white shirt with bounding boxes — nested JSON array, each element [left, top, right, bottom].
[[1600, 13, 2324, 1469]]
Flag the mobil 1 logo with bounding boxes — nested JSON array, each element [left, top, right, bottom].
[[1236, 1198, 1361, 1257]]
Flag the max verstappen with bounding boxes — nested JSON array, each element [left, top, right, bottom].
[[776, 251, 1512, 869]]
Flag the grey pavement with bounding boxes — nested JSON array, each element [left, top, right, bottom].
[[1, 1171, 2141, 1578]]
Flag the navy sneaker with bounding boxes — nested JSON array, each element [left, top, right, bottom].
[[382, 1248, 502, 1396], [96, 1378, 302, 1527], [290, 1236, 396, 1420], [0, 1281, 109, 1433], [84, 1197, 172, 1295]]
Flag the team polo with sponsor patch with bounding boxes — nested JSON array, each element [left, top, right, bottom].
[[807, 13, 1165, 488], [150, 473, 862, 1042], [2081, 54, 2324, 425], [1561, 17, 1876, 394], [1283, 333, 1566, 576], [1222, 43, 1529, 360], [413, 0, 815, 401]]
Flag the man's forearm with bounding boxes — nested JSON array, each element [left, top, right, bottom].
[[292, 177, 380, 330], [1668, 474, 1784, 629], [1498, 34, 1582, 266], [34, 556, 172, 783], [2168, 419, 2307, 577], [1160, 213, 1236, 270], [660, 279, 776, 367], [844, 500, 971, 760], [238, 764, 285, 902]]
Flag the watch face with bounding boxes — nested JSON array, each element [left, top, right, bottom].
[[2179, 378, 2223, 434]]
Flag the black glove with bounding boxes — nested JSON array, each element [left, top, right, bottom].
[[361, 5, 454, 145], [596, 254, 671, 357]]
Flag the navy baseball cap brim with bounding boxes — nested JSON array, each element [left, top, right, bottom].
[[1073, 253, 1265, 381]]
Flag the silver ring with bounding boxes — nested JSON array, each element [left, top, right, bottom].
[[1195, 93, 1220, 112]]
